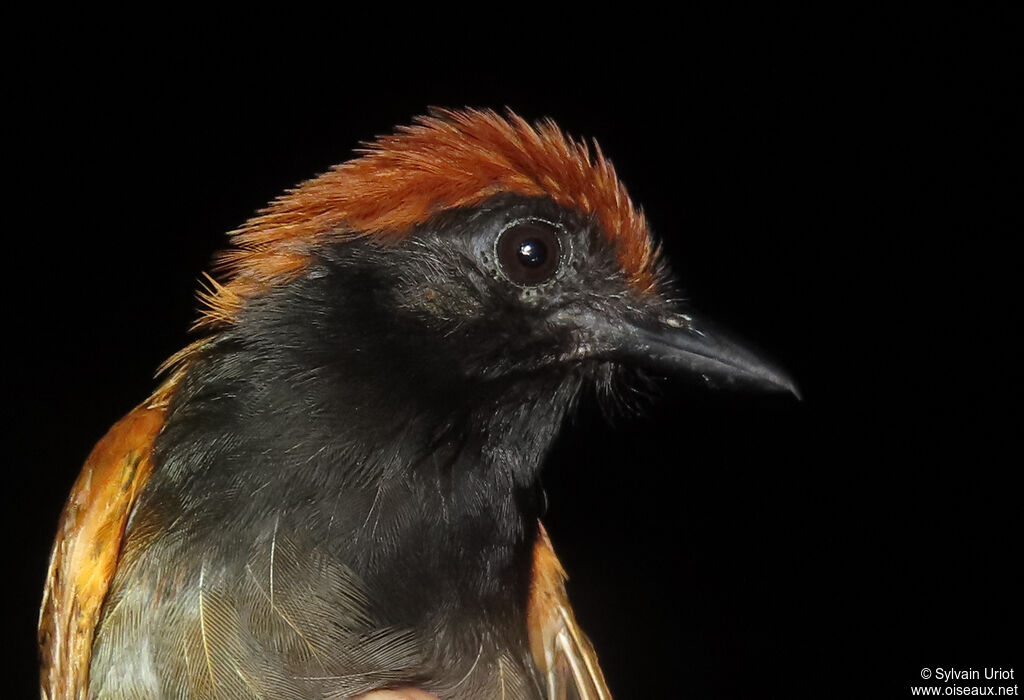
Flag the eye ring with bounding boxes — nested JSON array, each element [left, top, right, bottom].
[[495, 219, 563, 286]]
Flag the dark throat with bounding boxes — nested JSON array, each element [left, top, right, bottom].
[[144, 296, 583, 634]]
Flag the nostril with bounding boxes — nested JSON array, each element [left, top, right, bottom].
[[664, 312, 694, 329]]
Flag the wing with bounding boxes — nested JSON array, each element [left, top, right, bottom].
[[38, 384, 174, 700], [527, 522, 613, 700]]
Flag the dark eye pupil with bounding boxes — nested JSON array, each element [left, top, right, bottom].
[[496, 219, 562, 285], [517, 238, 548, 267]]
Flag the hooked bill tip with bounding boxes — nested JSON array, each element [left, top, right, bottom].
[[621, 312, 801, 401]]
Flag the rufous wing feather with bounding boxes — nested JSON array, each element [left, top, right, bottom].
[[38, 385, 174, 700], [528, 522, 613, 700]]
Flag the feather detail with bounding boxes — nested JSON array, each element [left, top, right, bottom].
[[38, 377, 178, 699], [527, 522, 612, 700], [196, 108, 658, 333]]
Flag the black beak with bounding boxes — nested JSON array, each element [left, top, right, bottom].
[[589, 310, 800, 398]]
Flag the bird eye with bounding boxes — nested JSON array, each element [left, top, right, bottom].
[[496, 220, 562, 285]]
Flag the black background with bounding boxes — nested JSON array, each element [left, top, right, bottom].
[[8, 10, 1020, 699]]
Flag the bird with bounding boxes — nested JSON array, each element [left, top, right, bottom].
[[39, 108, 795, 699]]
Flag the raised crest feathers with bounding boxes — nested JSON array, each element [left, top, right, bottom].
[[201, 108, 658, 329]]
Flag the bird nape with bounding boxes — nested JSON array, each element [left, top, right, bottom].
[[39, 108, 795, 700]]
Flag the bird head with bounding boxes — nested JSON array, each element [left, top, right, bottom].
[[169, 108, 794, 490]]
